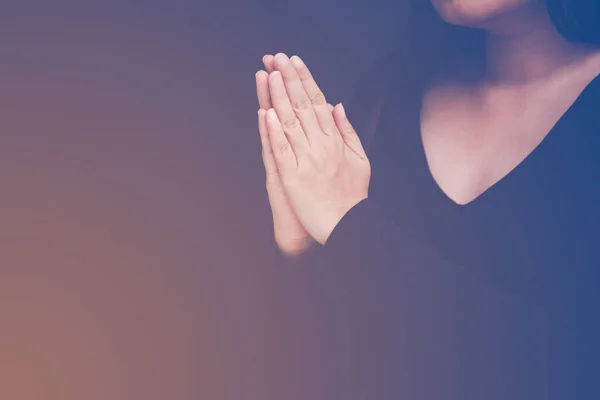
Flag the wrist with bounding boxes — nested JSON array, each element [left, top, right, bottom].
[[320, 196, 368, 246]]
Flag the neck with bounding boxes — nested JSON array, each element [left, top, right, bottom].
[[484, 6, 596, 84]]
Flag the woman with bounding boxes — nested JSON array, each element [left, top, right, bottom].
[[255, 0, 600, 399]]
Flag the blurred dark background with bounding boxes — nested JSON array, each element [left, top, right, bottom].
[[0, 1, 406, 398]]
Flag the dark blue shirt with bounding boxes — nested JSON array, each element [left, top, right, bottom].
[[268, 54, 600, 400]]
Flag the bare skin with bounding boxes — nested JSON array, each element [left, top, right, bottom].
[[255, 53, 370, 247], [255, 55, 335, 257], [421, 7, 600, 205], [254, 0, 600, 255]]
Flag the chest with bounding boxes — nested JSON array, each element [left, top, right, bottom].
[[419, 80, 594, 205], [367, 79, 600, 299]]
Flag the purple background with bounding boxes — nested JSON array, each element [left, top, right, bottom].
[[0, 0, 409, 399]]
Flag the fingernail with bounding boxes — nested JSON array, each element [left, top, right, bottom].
[[267, 108, 277, 121], [269, 70, 281, 80], [290, 56, 304, 67], [274, 53, 289, 66], [339, 103, 345, 116]]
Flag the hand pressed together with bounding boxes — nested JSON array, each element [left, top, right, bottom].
[[255, 53, 371, 247], [256, 56, 314, 257]]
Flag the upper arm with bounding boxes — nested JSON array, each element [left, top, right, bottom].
[[345, 51, 404, 154]]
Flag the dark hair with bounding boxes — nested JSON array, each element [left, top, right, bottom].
[[549, 0, 600, 44], [393, 0, 600, 90]]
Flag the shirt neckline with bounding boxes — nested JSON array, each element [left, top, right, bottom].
[[411, 72, 600, 210]]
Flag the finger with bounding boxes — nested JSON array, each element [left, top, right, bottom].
[[333, 103, 367, 160], [263, 54, 276, 73], [272, 53, 323, 144], [266, 108, 297, 176], [289, 55, 339, 136], [258, 109, 279, 182], [256, 70, 272, 110], [268, 71, 311, 158], [289, 60, 333, 114]]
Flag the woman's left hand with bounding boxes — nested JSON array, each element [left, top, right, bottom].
[[263, 53, 371, 246]]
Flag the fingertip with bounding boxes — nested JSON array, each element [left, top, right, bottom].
[[261, 56, 273, 74], [274, 53, 291, 69], [331, 102, 344, 118], [290, 55, 304, 68], [338, 102, 346, 117], [274, 52, 288, 61], [330, 103, 339, 116], [266, 108, 278, 121], [269, 70, 282, 81]]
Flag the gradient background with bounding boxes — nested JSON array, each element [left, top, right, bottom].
[[0, 0, 408, 399]]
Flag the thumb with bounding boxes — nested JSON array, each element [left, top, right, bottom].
[[332, 103, 367, 160]]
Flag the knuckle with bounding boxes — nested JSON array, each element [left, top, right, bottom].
[[297, 69, 311, 82], [321, 123, 337, 136], [292, 97, 312, 112], [281, 116, 300, 130], [278, 141, 292, 154], [261, 148, 273, 160], [344, 123, 357, 136], [309, 91, 327, 106]]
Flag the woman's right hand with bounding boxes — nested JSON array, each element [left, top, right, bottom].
[[256, 54, 333, 258]]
